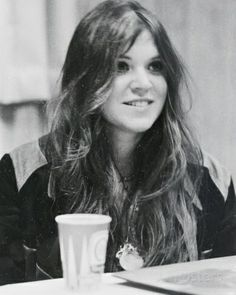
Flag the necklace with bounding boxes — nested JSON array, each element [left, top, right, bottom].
[[122, 173, 136, 182], [115, 195, 144, 271], [119, 173, 135, 193], [113, 160, 144, 270], [116, 242, 144, 271]]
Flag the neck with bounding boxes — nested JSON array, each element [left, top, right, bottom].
[[107, 127, 142, 178]]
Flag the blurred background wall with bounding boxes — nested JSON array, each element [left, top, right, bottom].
[[0, 0, 236, 182]]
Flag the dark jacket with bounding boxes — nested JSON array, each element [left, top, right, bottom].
[[0, 135, 236, 285]]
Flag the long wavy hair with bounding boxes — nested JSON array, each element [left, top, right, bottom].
[[47, 0, 203, 271]]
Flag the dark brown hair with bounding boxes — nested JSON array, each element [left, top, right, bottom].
[[48, 0, 203, 271]]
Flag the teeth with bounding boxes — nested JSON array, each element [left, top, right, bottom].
[[125, 101, 151, 107]]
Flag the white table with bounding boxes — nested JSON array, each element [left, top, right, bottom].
[[0, 274, 157, 295], [1, 256, 236, 295]]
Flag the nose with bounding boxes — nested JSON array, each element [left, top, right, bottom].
[[130, 68, 152, 96]]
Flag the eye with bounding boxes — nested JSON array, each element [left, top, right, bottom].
[[148, 60, 164, 73], [116, 60, 130, 74]]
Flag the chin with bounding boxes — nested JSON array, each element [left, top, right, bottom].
[[127, 122, 155, 134]]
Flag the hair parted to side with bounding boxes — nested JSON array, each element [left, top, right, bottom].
[[47, 0, 203, 271]]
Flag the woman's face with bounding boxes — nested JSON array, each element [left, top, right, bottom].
[[102, 29, 168, 137]]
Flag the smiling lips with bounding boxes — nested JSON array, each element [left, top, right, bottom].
[[123, 99, 153, 107]]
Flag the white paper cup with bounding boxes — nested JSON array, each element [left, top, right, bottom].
[[55, 213, 112, 291]]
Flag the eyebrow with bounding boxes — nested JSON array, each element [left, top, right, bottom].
[[119, 54, 161, 60]]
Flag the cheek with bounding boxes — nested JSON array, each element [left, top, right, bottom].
[[153, 79, 168, 120], [101, 100, 112, 120], [155, 77, 168, 98], [100, 78, 126, 117], [101, 96, 118, 124], [110, 74, 130, 95]]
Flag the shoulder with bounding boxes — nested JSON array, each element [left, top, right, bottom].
[[8, 134, 49, 191], [201, 150, 232, 202]]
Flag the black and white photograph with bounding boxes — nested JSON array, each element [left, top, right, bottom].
[[0, 1, 236, 294]]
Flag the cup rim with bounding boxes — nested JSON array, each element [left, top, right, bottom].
[[55, 213, 112, 225]]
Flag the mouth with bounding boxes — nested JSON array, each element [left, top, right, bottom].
[[123, 99, 154, 107]]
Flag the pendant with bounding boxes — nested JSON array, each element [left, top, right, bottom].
[[116, 243, 144, 271]]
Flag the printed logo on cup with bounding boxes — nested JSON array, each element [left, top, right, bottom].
[[89, 230, 109, 272]]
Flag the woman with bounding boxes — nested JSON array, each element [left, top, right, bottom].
[[0, 0, 235, 285]]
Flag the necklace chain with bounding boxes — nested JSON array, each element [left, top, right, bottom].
[[116, 194, 144, 270]]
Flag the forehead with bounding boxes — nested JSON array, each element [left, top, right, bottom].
[[122, 29, 158, 58]]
